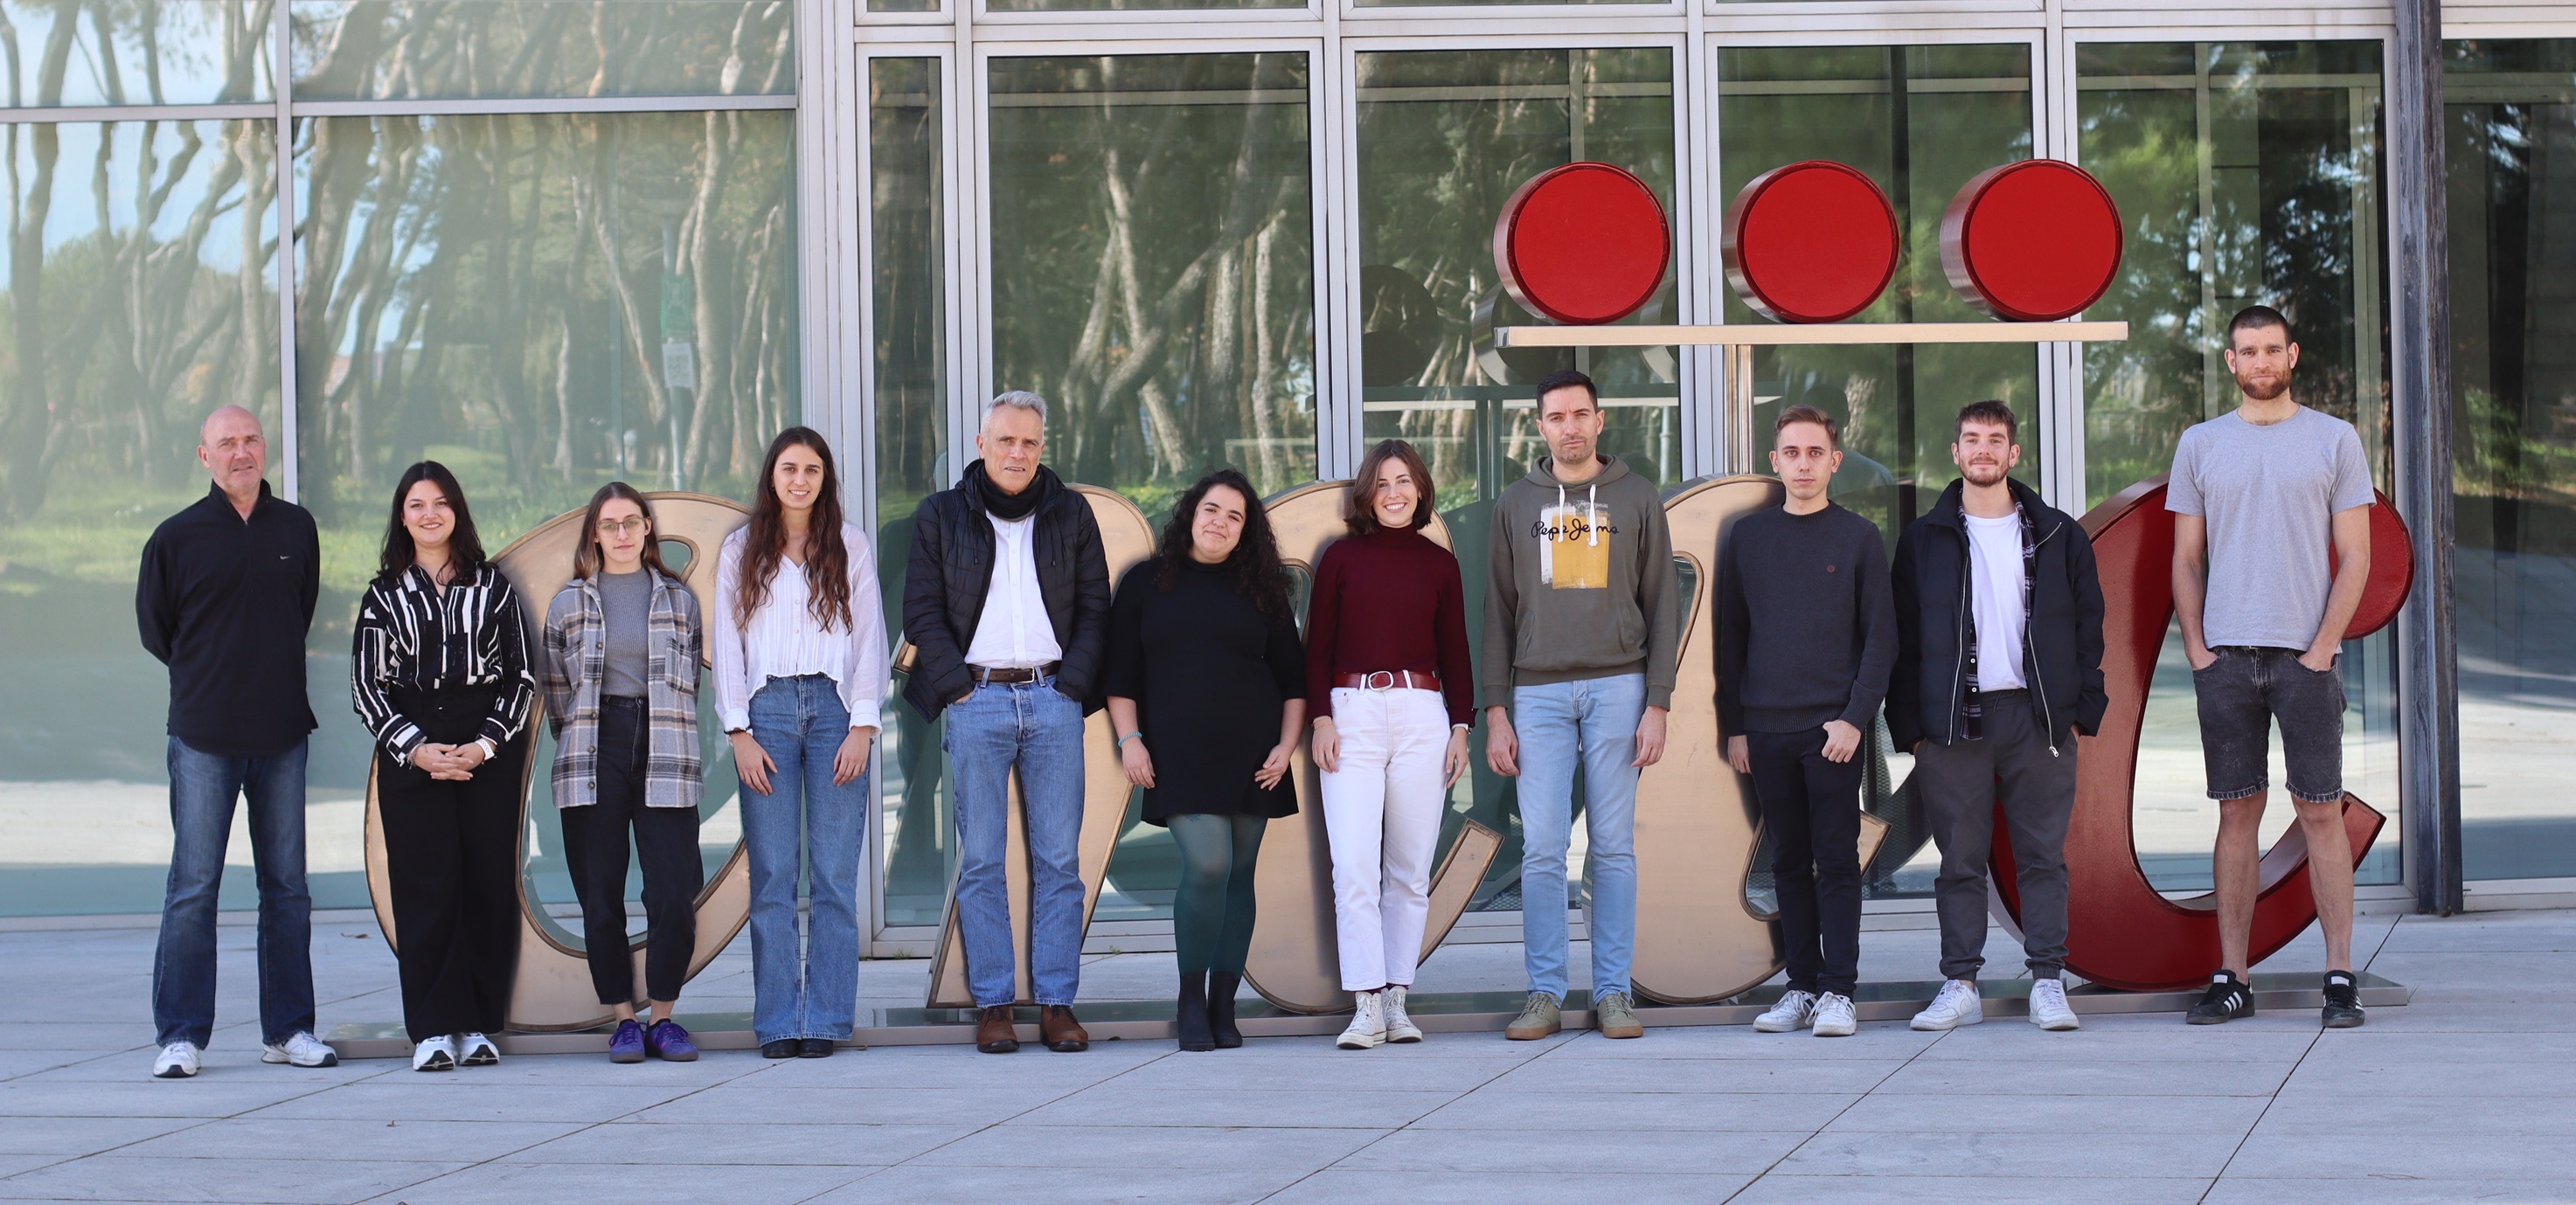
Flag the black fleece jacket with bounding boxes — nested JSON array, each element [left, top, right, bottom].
[[1887, 477, 2107, 753]]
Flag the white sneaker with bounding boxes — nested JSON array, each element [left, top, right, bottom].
[[1911, 980, 1985, 1031], [1753, 990, 1818, 1033], [1383, 986, 1422, 1044], [2029, 978, 2080, 1030], [457, 1032, 499, 1066], [412, 1035, 456, 1072], [1337, 991, 1386, 1050], [152, 1042, 201, 1079], [261, 1031, 340, 1068], [1811, 993, 1858, 1037]]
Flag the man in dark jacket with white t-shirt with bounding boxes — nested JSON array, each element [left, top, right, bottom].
[[1888, 400, 2107, 1035]]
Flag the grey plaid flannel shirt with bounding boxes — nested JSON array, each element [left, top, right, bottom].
[[540, 571, 705, 809]]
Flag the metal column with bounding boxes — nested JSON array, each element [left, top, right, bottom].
[[2389, 0, 2463, 915]]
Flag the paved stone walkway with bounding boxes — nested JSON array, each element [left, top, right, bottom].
[[2, 908, 2569, 1203]]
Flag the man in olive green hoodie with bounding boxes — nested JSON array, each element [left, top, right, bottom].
[[1482, 369, 1682, 1042]]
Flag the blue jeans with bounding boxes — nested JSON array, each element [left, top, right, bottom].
[[1512, 674, 1644, 1001], [153, 737, 315, 1049], [740, 675, 868, 1043], [944, 678, 1087, 1008]]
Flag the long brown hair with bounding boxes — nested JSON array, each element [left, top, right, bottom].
[[572, 481, 673, 581], [1345, 439, 1436, 537], [376, 461, 487, 585], [735, 427, 853, 631]]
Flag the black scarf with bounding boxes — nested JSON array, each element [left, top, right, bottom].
[[966, 460, 1055, 522]]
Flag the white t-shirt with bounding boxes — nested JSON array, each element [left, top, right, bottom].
[[962, 513, 1064, 669], [1964, 511, 2026, 691]]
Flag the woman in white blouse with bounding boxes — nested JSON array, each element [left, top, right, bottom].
[[712, 427, 890, 1059]]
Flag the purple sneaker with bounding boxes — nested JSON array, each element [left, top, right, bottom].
[[647, 1019, 698, 1063], [608, 1020, 647, 1064]]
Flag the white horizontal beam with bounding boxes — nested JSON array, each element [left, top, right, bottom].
[[1492, 320, 2128, 348]]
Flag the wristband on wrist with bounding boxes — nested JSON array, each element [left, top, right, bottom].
[[1117, 731, 1143, 748]]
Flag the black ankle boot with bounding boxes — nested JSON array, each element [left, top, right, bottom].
[[1176, 973, 1214, 1052], [1207, 972, 1243, 1049]]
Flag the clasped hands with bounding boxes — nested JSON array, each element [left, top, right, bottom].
[[409, 742, 489, 781]]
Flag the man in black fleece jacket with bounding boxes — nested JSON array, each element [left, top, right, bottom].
[[1716, 405, 1896, 1038]]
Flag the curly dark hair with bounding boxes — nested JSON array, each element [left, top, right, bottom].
[[736, 426, 854, 632], [1154, 468, 1292, 622]]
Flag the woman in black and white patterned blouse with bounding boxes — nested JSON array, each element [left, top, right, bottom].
[[351, 461, 535, 1073]]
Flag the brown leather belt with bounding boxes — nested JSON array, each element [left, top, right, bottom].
[[971, 662, 1061, 685], [1334, 670, 1441, 693]]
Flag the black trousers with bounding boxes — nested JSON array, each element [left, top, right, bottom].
[[559, 696, 703, 1006], [1748, 728, 1865, 996], [378, 686, 526, 1042]]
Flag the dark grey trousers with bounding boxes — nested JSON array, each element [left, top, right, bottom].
[[1914, 691, 2079, 981]]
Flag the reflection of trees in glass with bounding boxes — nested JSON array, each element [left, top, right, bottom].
[[2079, 42, 2387, 504], [3, 120, 276, 524], [989, 53, 1315, 505], [290, 0, 791, 100], [0, 0, 267, 107], [294, 109, 796, 564], [1355, 48, 1678, 502], [1718, 44, 2035, 531]]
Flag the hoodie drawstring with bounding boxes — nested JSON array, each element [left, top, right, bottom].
[[1588, 482, 1599, 546]]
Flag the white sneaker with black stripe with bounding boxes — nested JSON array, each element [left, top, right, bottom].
[[412, 1035, 456, 1072], [261, 1031, 339, 1068], [152, 1042, 201, 1079]]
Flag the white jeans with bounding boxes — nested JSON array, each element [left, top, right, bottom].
[[1318, 686, 1450, 990]]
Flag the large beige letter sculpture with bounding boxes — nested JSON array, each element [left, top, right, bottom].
[[363, 493, 753, 1033]]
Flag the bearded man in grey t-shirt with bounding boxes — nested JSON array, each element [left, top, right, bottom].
[[2168, 305, 2377, 1029]]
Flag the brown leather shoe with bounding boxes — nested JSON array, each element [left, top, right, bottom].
[[1040, 1005, 1089, 1052], [975, 1005, 1019, 1054]]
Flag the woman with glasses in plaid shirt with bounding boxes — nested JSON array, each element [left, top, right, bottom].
[[538, 483, 707, 1064]]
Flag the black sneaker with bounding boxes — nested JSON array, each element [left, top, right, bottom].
[[2186, 972, 2256, 1025], [2322, 971, 2365, 1028]]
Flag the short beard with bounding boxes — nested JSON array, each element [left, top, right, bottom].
[[1962, 462, 2008, 487], [2235, 372, 2291, 402]]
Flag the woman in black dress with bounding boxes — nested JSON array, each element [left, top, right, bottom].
[[1104, 469, 1305, 1052]]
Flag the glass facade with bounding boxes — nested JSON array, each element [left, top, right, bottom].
[[2447, 39, 2576, 882], [2078, 42, 2399, 890], [5, 1, 2565, 929]]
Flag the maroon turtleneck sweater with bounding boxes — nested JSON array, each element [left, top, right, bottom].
[[1302, 525, 1475, 726]]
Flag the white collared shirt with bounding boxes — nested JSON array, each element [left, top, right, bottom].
[[711, 523, 890, 732], [962, 513, 1062, 670]]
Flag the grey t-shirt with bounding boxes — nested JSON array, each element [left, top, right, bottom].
[[2166, 405, 2375, 650], [599, 570, 653, 698]]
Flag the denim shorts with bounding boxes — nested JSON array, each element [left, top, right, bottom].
[[2191, 645, 2345, 804]]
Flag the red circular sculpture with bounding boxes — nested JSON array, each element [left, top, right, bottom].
[[1492, 162, 1671, 326], [1941, 160, 2123, 322], [1722, 161, 1899, 324], [2344, 492, 2417, 638]]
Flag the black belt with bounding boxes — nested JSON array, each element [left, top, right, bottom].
[[970, 662, 1060, 685], [601, 694, 646, 708]]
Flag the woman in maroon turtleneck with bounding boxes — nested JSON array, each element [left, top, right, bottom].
[[1305, 439, 1475, 1050]]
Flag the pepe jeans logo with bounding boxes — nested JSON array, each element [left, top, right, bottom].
[[1536, 503, 1618, 590]]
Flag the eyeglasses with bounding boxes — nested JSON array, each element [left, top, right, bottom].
[[595, 516, 649, 537]]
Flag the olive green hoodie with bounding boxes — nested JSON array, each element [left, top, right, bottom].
[[1477, 455, 1681, 710]]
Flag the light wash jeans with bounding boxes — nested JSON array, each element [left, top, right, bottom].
[[944, 677, 1087, 1008], [154, 736, 315, 1049], [1318, 686, 1449, 991], [740, 675, 868, 1043], [1512, 673, 1644, 1001]]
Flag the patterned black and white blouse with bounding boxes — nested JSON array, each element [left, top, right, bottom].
[[351, 562, 536, 762]]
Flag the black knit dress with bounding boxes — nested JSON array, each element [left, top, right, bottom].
[[1102, 556, 1305, 825]]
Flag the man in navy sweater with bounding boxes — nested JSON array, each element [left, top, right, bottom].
[[1716, 405, 1897, 1039]]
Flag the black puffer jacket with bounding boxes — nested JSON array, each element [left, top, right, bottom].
[[900, 464, 1111, 720], [1887, 477, 2107, 754]]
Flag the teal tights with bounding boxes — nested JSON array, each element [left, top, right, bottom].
[[1168, 814, 1267, 976]]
